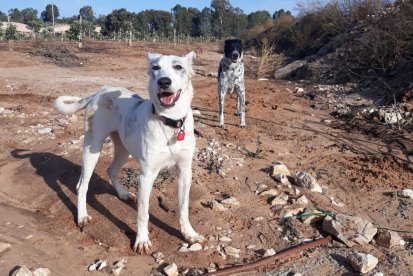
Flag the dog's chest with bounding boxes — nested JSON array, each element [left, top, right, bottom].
[[220, 61, 244, 83]]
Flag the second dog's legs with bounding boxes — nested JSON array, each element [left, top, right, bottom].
[[218, 84, 227, 127], [236, 84, 246, 128]]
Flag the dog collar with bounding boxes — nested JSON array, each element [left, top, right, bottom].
[[152, 104, 186, 141], [152, 104, 186, 128]]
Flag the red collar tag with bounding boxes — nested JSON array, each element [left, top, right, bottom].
[[177, 130, 185, 141]]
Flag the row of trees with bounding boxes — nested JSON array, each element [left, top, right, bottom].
[[0, 0, 292, 40]]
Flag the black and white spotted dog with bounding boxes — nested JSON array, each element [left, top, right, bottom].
[[218, 39, 246, 128]]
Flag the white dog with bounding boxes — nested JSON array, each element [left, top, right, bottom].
[[54, 51, 205, 254]]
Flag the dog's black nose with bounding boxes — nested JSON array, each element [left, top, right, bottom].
[[157, 77, 172, 89], [231, 52, 239, 59]]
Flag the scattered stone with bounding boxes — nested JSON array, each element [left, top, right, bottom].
[[32, 268, 51, 276], [178, 244, 189, 252], [246, 244, 256, 250], [0, 241, 12, 253], [271, 162, 290, 176], [383, 111, 402, 124], [271, 192, 289, 206], [273, 60, 307, 79], [372, 272, 384, 276], [207, 263, 217, 273], [375, 229, 403, 248], [221, 197, 240, 206], [259, 189, 279, 197], [323, 214, 378, 247], [273, 173, 291, 185], [397, 188, 413, 199], [211, 200, 227, 211], [68, 114, 78, 122], [188, 243, 203, 251], [296, 195, 309, 206], [295, 172, 322, 193], [292, 187, 301, 196], [112, 260, 127, 276], [152, 252, 164, 264], [0, 107, 4, 113], [295, 87, 305, 94], [254, 216, 264, 222], [224, 246, 241, 258], [219, 236, 232, 242], [300, 208, 325, 224], [263, 248, 276, 257], [164, 263, 179, 276], [11, 266, 33, 276], [281, 207, 305, 218], [350, 252, 378, 273], [37, 127, 52, 134]]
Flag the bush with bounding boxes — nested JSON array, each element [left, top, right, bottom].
[[4, 23, 19, 40]]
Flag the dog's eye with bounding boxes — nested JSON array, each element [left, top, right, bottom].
[[174, 65, 183, 70], [152, 65, 161, 71]]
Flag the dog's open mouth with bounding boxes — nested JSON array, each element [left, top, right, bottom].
[[231, 58, 239, 63], [157, 90, 181, 107]]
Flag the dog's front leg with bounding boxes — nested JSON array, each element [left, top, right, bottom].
[[177, 156, 205, 244], [237, 83, 246, 128], [218, 84, 226, 128], [133, 169, 157, 254]]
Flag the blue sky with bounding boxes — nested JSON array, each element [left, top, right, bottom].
[[0, 1, 297, 18]]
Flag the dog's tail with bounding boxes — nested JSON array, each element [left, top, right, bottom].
[[55, 95, 91, 115]]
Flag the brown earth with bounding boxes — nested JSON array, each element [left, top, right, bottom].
[[0, 40, 412, 276]]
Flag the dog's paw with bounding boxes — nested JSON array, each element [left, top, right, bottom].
[[239, 124, 246, 128], [133, 237, 152, 255], [184, 232, 206, 245], [77, 215, 93, 228], [218, 124, 224, 128], [120, 192, 137, 203]]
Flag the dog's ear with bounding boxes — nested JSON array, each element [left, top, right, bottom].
[[185, 51, 196, 64], [148, 52, 161, 60]]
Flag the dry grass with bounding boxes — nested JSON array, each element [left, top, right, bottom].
[[253, 37, 285, 78]]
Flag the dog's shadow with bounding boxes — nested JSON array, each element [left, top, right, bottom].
[[10, 149, 183, 246]]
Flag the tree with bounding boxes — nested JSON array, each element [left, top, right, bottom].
[[0, 22, 3, 38], [8, 8, 22, 23], [211, 0, 235, 38], [248, 10, 271, 29], [229, 8, 247, 37], [4, 23, 19, 40], [41, 4, 59, 22], [101, 8, 133, 37], [79, 5, 94, 23], [66, 19, 95, 40], [198, 8, 213, 37], [21, 8, 38, 25], [0, 10, 7, 21], [273, 9, 292, 19], [27, 20, 43, 38]]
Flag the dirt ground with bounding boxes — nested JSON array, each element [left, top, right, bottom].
[[0, 40, 412, 276]]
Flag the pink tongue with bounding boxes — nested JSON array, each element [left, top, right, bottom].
[[160, 93, 176, 105]]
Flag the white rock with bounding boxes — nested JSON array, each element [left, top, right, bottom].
[[32, 268, 51, 276], [271, 162, 290, 176], [11, 266, 33, 276], [37, 127, 52, 134], [193, 109, 202, 116], [296, 195, 309, 206], [111, 260, 127, 275], [384, 112, 402, 124], [164, 263, 179, 276], [300, 208, 325, 224], [323, 214, 377, 247], [372, 272, 384, 276], [188, 243, 203, 251], [219, 236, 232, 242], [295, 172, 322, 193], [282, 207, 305, 218], [224, 246, 241, 258], [0, 242, 11, 253], [350, 252, 378, 273], [178, 246, 189, 252], [273, 173, 290, 185], [259, 189, 279, 197], [211, 200, 227, 211], [263, 248, 276, 257], [295, 87, 305, 93], [152, 251, 164, 263], [0, 107, 5, 113], [221, 197, 240, 206], [375, 230, 403, 248], [271, 193, 289, 206], [397, 188, 413, 199]]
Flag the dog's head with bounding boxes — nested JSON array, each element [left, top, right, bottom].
[[224, 39, 243, 63], [147, 52, 196, 116]]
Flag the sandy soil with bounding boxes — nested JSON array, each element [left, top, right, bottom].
[[0, 40, 412, 276]]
